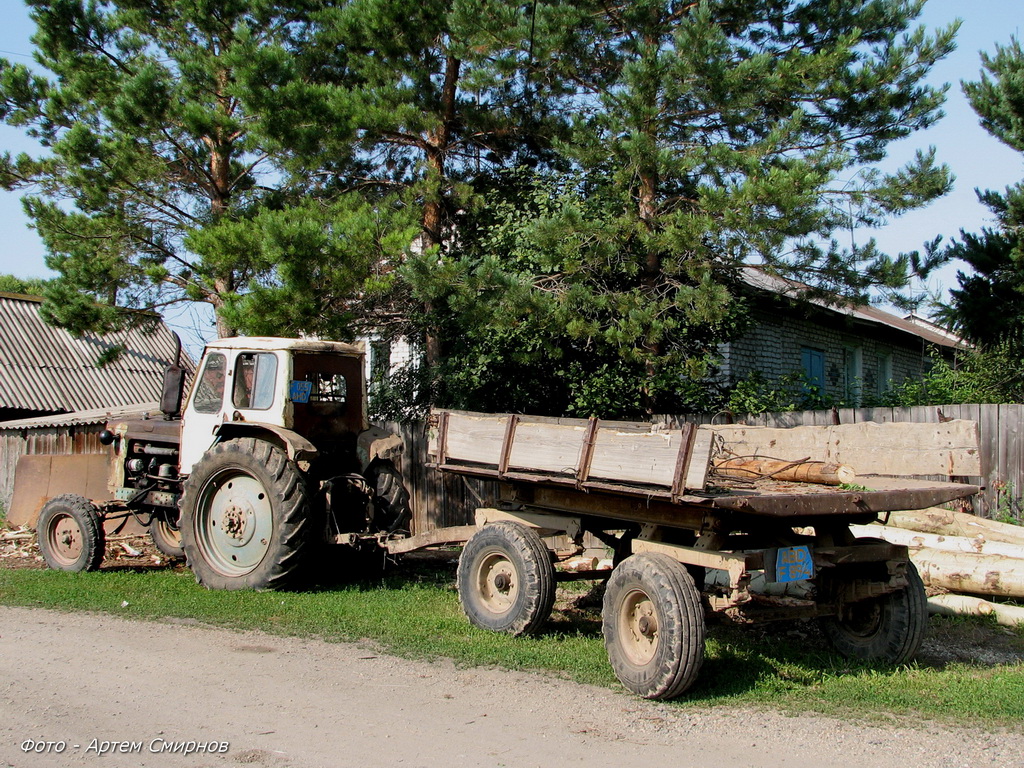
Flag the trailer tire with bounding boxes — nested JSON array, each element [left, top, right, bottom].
[[457, 521, 555, 636], [603, 553, 705, 700], [37, 494, 105, 572], [149, 515, 184, 559], [180, 438, 312, 590], [819, 559, 927, 665]]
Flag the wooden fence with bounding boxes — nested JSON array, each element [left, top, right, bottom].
[[655, 403, 1015, 519], [390, 421, 503, 537]]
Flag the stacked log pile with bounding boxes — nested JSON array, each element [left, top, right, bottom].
[[850, 508, 1024, 627]]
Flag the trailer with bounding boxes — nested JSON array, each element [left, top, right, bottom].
[[400, 409, 980, 699], [19, 337, 981, 700]]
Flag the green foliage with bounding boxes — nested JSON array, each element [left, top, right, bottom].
[[933, 38, 1024, 345], [1, 0, 961, 409], [992, 481, 1024, 527], [724, 371, 828, 415], [0, 0, 390, 340], [877, 342, 1024, 407], [400, 1, 957, 413], [408, 170, 751, 418], [0, 274, 50, 296]]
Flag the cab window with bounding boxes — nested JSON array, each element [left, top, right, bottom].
[[307, 371, 347, 404], [192, 353, 227, 414], [233, 352, 278, 410]]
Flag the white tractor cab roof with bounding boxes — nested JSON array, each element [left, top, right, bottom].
[[205, 336, 365, 357]]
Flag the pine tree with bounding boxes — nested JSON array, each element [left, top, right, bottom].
[[0, 0, 337, 337], [240, 0, 582, 358], [410, 0, 957, 415], [935, 38, 1024, 345]]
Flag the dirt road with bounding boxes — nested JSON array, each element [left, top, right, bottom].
[[0, 606, 1020, 768]]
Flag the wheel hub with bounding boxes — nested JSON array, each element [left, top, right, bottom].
[[52, 517, 83, 561], [637, 613, 657, 637], [221, 504, 248, 539], [196, 472, 273, 577], [477, 551, 519, 615], [618, 589, 659, 665]]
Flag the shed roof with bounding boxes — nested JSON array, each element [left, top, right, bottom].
[[0, 401, 162, 431], [0, 293, 193, 415]]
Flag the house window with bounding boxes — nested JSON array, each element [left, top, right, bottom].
[[801, 347, 826, 395], [844, 347, 863, 405], [876, 353, 893, 397]]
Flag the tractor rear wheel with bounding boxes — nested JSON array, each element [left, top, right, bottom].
[[37, 494, 105, 572], [180, 438, 313, 590]]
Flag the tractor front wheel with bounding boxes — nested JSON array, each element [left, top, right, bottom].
[[37, 494, 105, 572]]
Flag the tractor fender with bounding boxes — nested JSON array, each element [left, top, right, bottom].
[[214, 422, 319, 463], [356, 425, 404, 471]]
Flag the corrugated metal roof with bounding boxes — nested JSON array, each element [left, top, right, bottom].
[[740, 267, 964, 349], [0, 294, 196, 414], [0, 401, 162, 431]]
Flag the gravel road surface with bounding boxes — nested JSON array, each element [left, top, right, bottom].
[[1, 606, 1021, 768]]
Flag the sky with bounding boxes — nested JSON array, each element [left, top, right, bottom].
[[0, 0, 1022, 350]]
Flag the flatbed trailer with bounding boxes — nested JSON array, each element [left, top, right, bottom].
[[389, 409, 980, 699]]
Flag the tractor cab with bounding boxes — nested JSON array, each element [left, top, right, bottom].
[[179, 337, 369, 474]]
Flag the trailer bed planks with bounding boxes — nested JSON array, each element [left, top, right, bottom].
[[426, 409, 980, 527]]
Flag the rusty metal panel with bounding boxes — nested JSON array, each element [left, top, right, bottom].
[[8, 454, 115, 528]]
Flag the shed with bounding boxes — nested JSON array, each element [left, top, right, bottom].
[[0, 292, 189, 421], [0, 403, 163, 526]]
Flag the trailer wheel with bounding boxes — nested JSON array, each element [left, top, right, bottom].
[[180, 438, 312, 590], [819, 560, 927, 665], [457, 521, 555, 636], [149, 515, 184, 559], [603, 553, 705, 700], [37, 494, 105, 572]]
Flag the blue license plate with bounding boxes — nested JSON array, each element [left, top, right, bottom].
[[775, 545, 814, 582]]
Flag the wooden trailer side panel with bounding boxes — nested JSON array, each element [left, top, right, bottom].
[[429, 409, 714, 494]]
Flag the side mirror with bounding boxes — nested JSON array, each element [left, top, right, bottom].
[[161, 365, 186, 419]]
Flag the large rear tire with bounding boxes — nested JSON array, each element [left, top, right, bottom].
[[37, 494, 105, 572], [603, 553, 705, 700], [819, 560, 927, 665], [369, 460, 411, 533], [180, 438, 313, 590], [457, 521, 555, 636]]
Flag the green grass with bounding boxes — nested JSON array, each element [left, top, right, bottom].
[[1, 562, 1022, 728]]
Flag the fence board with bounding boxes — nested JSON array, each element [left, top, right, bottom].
[[648, 404, 1022, 519]]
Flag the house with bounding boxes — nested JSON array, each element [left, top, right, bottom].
[[718, 268, 963, 405], [0, 292, 190, 421]]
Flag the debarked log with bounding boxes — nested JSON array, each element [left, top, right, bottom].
[[927, 593, 1024, 627], [714, 458, 856, 486], [849, 523, 1024, 560], [885, 508, 1024, 547], [913, 549, 1024, 598]]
